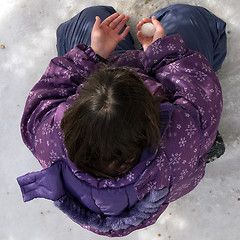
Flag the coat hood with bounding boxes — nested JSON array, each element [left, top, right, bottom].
[[17, 103, 173, 235]]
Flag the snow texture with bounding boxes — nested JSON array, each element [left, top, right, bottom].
[[141, 23, 156, 37], [0, 0, 239, 240]]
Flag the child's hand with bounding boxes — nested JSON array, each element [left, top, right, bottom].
[[137, 16, 166, 51], [91, 13, 130, 59]]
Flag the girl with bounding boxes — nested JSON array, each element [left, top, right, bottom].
[[17, 4, 226, 237]]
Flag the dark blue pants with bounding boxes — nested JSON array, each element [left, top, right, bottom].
[[56, 4, 227, 71], [150, 4, 227, 71], [56, 6, 135, 57]]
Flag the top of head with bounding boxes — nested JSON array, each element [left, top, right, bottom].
[[61, 67, 161, 178]]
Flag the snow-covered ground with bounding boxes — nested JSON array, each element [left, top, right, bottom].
[[0, 0, 239, 239]]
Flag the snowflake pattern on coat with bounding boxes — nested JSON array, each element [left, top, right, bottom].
[[20, 34, 222, 237]]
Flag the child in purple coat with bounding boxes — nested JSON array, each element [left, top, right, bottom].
[[18, 4, 226, 237]]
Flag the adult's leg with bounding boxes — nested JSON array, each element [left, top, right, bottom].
[[56, 6, 135, 56], [151, 4, 227, 71]]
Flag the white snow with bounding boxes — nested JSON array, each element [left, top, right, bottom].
[[141, 23, 156, 37], [0, 0, 239, 240]]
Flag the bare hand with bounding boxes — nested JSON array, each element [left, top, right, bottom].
[[136, 16, 166, 51], [91, 13, 130, 59]]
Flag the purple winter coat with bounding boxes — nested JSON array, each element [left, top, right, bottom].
[[17, 34, 222, 237]]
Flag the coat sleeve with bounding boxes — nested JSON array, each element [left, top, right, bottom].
[[141, 34, 223, 151], [21, 44, 99, 153]]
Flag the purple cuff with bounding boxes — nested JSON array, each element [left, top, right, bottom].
[[17, 161, 65, 202]]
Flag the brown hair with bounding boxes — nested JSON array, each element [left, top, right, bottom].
[[61, 67, 161, 178]]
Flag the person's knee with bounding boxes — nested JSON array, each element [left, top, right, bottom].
[[81, 6, 115, 16], [152, 4, 195, 21], [56, 22, 66, 40], [167, 3, 194, 10], [161, 4, 196, 15]]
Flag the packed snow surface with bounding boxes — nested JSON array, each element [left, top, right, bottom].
[[0, 0, 239, 240], [141, 23, 156, 37]]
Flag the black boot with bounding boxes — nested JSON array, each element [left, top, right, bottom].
[[206, 131, 225, 163]]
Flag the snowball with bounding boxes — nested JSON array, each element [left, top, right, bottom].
[[141, 23, 155, 37]]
